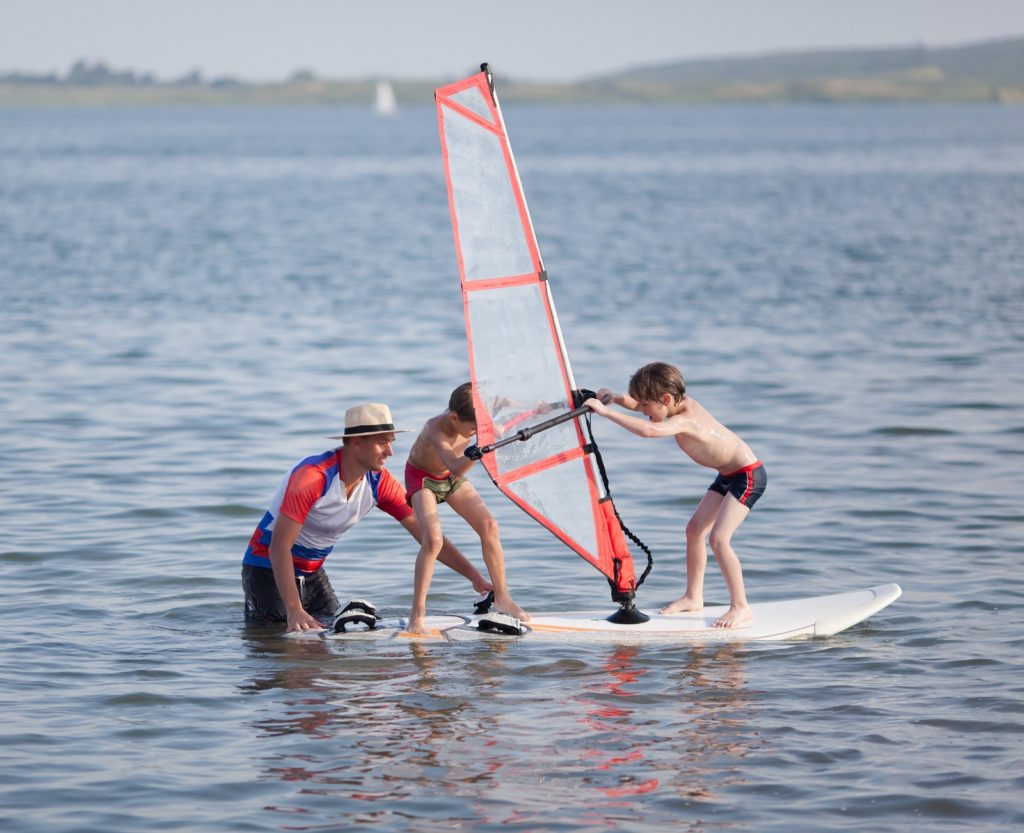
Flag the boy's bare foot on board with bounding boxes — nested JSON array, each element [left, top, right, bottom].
[[494, 596, 530, 621], [406, 614, 430, 635], [713, 605, 752, 628], [660, 595, 703, 615]]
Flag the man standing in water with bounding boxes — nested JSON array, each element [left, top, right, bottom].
[[585, 362, 766, 628], [242, 403, 492, 632]]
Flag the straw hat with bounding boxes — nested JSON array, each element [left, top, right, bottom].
[[328, 403, 410, 439]]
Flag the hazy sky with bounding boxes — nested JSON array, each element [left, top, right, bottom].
[[4, 0, 1024, 82]]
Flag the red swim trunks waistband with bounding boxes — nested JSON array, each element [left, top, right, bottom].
[[722, 460, 763, 478], [405, 462, 450, 483]]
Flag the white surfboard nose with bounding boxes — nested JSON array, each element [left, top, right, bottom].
[[813, 583, 903, 637]]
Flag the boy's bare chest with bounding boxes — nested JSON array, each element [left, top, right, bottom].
[[675, 432, 720, 466]]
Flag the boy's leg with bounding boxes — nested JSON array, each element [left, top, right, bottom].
[[707, 496, 753, 628], [408, 490, 444, 633], [660, 491, 724, 614], [447, 483, 529, 621]]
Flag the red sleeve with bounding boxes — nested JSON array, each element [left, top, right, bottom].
[[376, 468, 414, 521], [279, 466, 327, 524]]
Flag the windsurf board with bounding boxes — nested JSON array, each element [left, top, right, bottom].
[[320, 584, 901, 644]]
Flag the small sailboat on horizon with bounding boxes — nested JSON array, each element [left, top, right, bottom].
[[374, 79, 397, 116]]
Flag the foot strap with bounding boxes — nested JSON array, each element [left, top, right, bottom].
[[333, 599, 379, 633], [477, 612, 526, 636], [473, 590, 495, 615]]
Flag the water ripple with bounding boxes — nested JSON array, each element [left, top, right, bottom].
[[2, 103, 1023, 833]]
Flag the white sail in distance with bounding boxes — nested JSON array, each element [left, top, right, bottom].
[[374, 80, 397, 116]]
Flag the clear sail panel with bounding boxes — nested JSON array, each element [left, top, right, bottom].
[[467, 283, 576, 470], [442, 104, 535, 282], [448, 85, 494, 122], [505, 460, 599, 561]]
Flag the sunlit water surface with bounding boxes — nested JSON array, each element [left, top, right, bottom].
[[1, 103, 1023, 832]]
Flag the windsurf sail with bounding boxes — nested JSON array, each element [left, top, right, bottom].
[[435, 64, 648, 609]]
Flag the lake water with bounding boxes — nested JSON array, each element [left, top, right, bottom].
[[1, 101, 1023, 832]]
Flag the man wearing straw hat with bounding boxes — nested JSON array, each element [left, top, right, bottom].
[[242, 403, 492, 631]]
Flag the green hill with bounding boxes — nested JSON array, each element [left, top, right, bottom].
[[575, 36, 1024, 102], [2, 36, 1023, 106]]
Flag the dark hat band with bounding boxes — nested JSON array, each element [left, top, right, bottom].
[[345, 423, 395, 435]]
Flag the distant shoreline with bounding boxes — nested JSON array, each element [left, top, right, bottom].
[[2, 79, 1022, 107], [4, 36, 1022, 106]]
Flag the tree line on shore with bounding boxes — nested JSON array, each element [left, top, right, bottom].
[[3, 37, 1023, 104]]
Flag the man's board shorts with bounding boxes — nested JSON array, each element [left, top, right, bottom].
[[242, 564, 339, 623], [405, 462, 467, 505], [708, 461, 767, 509]]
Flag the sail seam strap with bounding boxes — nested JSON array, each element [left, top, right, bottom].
[[495, 446, 587, 486]]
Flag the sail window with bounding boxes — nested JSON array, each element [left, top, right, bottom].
[[448, 86, 495, 123], [506, 461, 600, 561], [442, 106, 534, 281]]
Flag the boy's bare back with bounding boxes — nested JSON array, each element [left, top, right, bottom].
[[669, 398, 757, 474]]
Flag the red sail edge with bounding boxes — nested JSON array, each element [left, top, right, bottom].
[[436, 68, 637, 602]]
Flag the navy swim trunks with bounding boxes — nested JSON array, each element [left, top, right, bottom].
[[708, 461, 767, 509], [242, 564, 340, 623]]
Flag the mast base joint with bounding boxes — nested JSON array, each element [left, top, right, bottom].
[[607, 600, 650, 626]]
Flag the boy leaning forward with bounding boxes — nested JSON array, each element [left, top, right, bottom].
[[585, 362, 767, 628]]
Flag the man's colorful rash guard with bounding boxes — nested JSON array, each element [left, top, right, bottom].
[[244, 449, 412, 575]]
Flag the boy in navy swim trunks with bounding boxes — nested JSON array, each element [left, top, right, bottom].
[[585, 362, 766, 628], [405, 383, 529, 634]]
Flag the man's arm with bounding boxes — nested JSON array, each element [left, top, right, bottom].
[[268, 514, 324, 632], [398, 514, 492, 593]]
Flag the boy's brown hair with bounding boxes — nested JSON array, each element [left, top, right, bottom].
[[628, 362, 686, 404], [448, 382, 476, 422]]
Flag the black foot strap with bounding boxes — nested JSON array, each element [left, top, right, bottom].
[[473, 591, 495, 615], [477, 612, 526, 636], [333, 598, 379, 633]]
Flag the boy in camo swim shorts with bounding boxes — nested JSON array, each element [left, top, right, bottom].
[[404, 383, 529, 634]]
